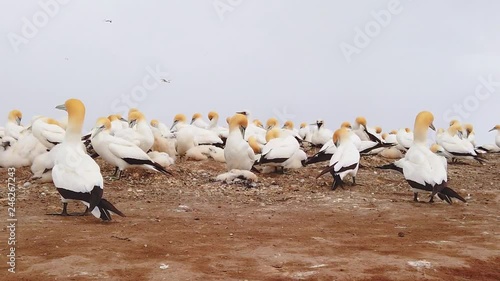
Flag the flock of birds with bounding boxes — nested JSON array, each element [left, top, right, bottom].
[[1, 98, 499, 221]]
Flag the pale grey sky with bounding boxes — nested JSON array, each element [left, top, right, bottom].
[[1, 0, 499, 143]]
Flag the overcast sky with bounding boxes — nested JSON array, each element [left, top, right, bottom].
[[1, 0, 499, 143]]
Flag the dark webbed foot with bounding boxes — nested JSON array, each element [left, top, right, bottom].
[[413, 193, 419, 202]]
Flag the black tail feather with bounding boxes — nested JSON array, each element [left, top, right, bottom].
[[98, 198, 126, 217], [440, 187, 466, 203]]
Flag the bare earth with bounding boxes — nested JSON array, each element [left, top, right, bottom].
[[0, 153, 499, 281]]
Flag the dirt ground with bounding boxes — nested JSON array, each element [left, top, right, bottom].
[[0, 152, 499, 281]]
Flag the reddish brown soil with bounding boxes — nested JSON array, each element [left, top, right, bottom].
[[0, 153, 499, 280]]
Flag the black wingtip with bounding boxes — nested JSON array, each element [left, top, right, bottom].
[[376, 163, 403, 174]]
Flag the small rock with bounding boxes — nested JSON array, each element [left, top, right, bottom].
[[159, 263, 169, 270], [398, 232, 405, 237]]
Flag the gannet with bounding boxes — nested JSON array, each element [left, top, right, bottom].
[[489, 125, 500, 148], [208, 111, 229, 140], [316, 127, 360, 190], [91, 117, 171, 179], [298, 122, 313, 143], [191, 113, 209, 129], [353, 116, 381, 143], [378, 111, 466, 204], [437, 123, 484, 164], [51, 99, 125, 220], [150, 119, 177, 160], [463, 123, 476, 146], [311, 119, 333, 147], [396, 128, 413, 150], [32, 117, 65, 149], [224, 114, 255, 171], [256, 128, 306, 171], [5, 110, 24, 140]]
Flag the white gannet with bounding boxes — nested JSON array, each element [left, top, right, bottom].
[[353, 116, 381, 143], [463, 123, 476, 146], [281, 120, 303, 141], [316, 127, 360, 190], [32, 117, 65, 149], [311, 119, 333, 147], [396, 128, 413, 151], [108, 114, 128, 134], [5, 110, 24, 140], [298, 122, 313, 143], [489, 125, 500, 148], [256, 128, 306, 171], [51, 99, 126, 220], [208, 111, 229, 140], [185, 145, 226, 162], [224, 114, 255, 171], [150, 119, 177, 160], [191, 113, 209, 129], [437, 123, 484, 164], [91, 117, 172, 179], [171, 114, 223, 151], [378, 111, 466, 204]]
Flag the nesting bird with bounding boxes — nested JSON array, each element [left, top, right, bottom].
[[224, 114, 255, 171]]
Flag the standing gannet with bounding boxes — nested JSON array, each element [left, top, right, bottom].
[[490, 125, 500, 147], [489, 125, 500, 148], [437, 123, 484, 164], [224, 114, 255, 171], [191, 113, 209, 129], [311, 119, 333, 147], [378, 111, 466, 204], [51, 99, 125, 220], [91, 117, 172, 179], [5, 110, 24, 140], [256, 128, 306, 171], [32, 117, 65, 149], [316, 127, 360, 190]]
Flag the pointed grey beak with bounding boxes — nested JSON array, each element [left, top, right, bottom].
[[429, 123, 436, 131], [92, 125, 105, 139], [129, 120, 137, 128], [190, 119, 195, 125], [489, 127, 496, 132], [55, 104, 67, 111], [236, 111, 247, 116], [119, 117, 127, 122], [240, 126, 246, 138], [16, 117, 22, 125], [170, 120, 178, 131]]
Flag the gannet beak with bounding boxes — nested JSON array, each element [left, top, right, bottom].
[[55, 104, 67, 111], [429, 123, 436, 131], [170, 120, 178, 131], [489, 127, 496, 132], [15, 117, 22, 125], [281, 125, 286, 129], [92, 126, 105, 139], [119, 117, 127, 122], [129, 120, 137, 128], [190, 119, 195, 125], [239, 126, 246, 138]]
